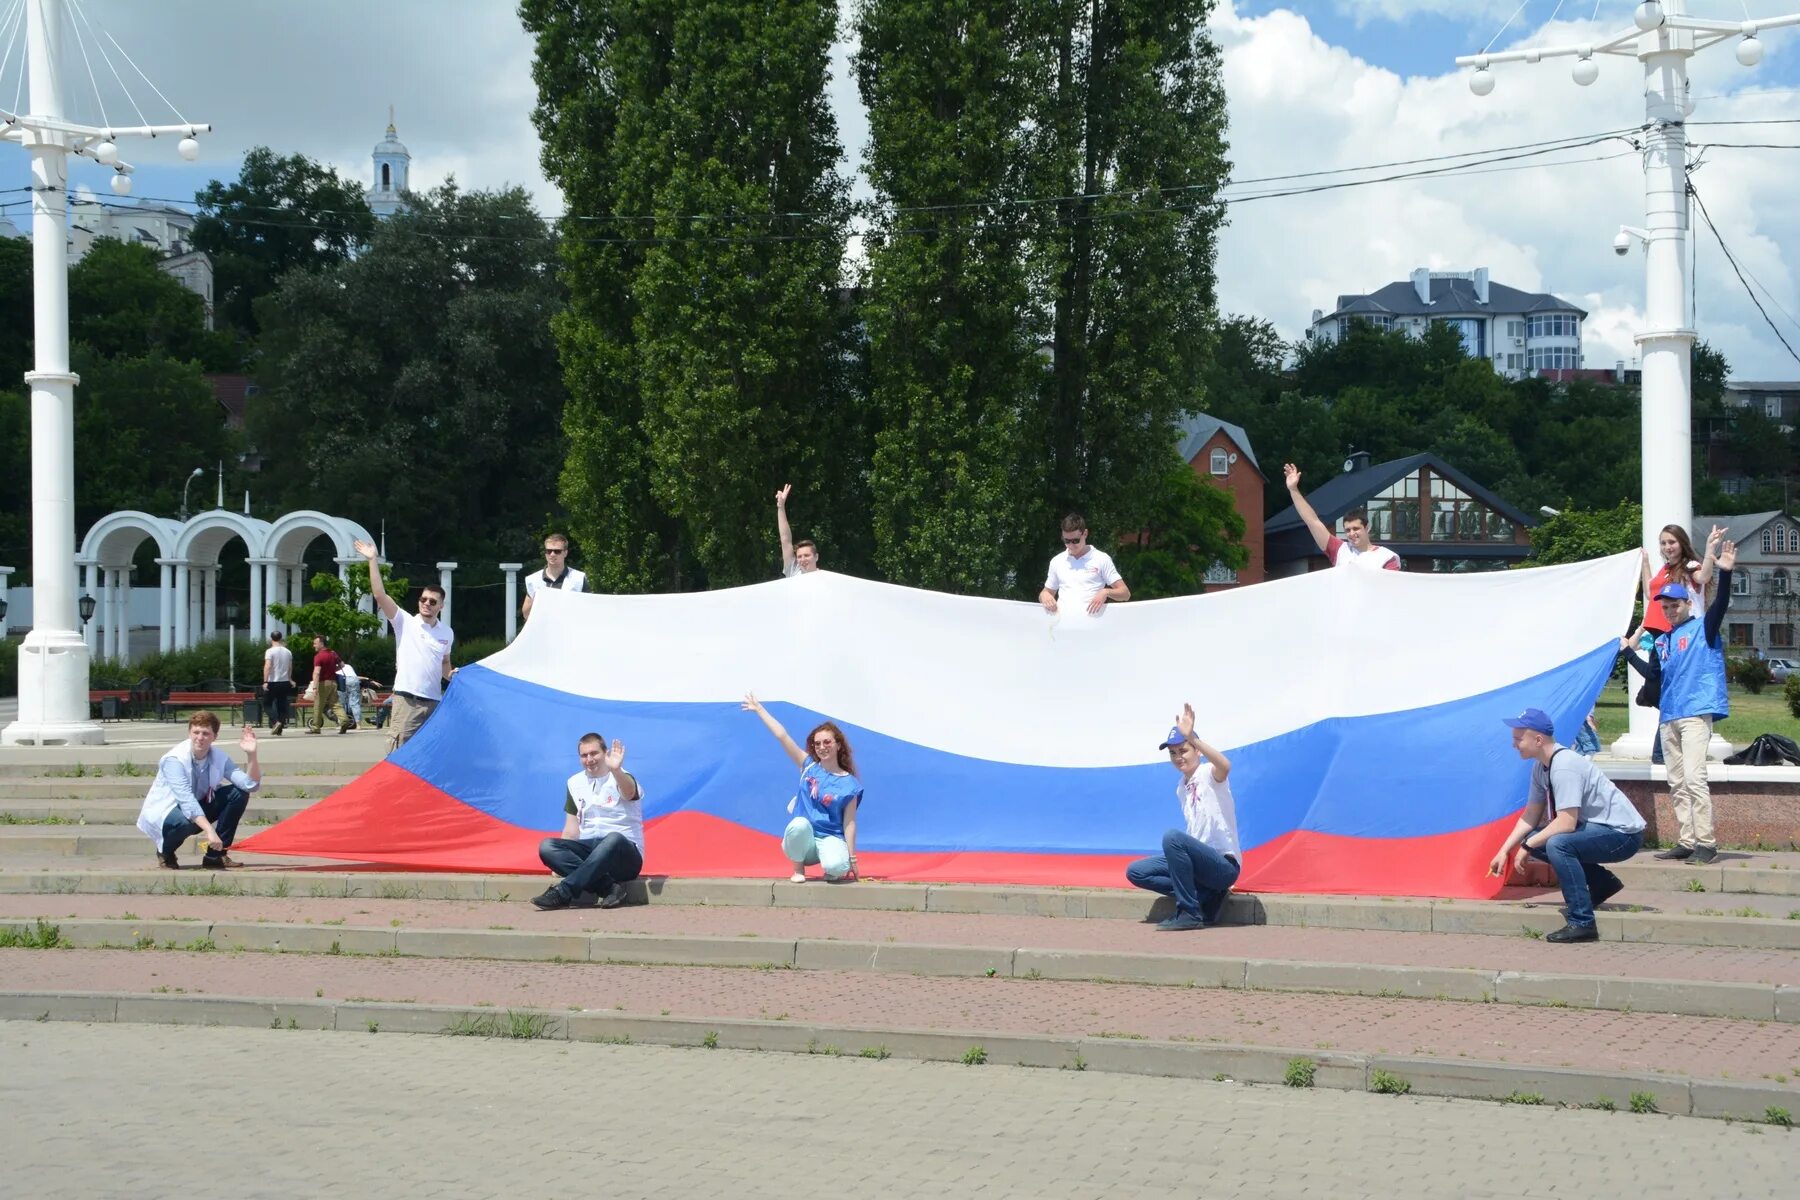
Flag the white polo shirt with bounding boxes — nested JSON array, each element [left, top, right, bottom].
[[1044, 548, 1122, 615], [525, 566, 587, 598], [390, 607, 454, 700], [565, 769, 645, 852], [1178, 768, 1240, 861]]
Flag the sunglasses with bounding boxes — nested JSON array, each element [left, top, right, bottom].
[[1062, 535, 1085, 544], [544, 548, 566, 554], [419, 597, 441, 606]]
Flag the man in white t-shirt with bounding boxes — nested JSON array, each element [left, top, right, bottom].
[[261, 631, 294, 736], [1125, 703, 1239, 931], [1282, 463, 1401, 571], [521, 532, 587, 621], [354, 538, 455, 751], [1039, 513, 1129, 616], [775, 483, 820, 578], [533, 732, 644, 910]]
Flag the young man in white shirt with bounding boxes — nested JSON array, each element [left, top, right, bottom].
[[1125, 703, 1239, 931], [354, 538, 455, 750], [1282, 463, 1400, 571], [521, 532, 587, 621], [136, 710, 262, 870], [1040, 513, 1129, 616], [775, 483, 819, 577], [1486, 707, 1648, 943], [533, 732, 644, 910], [261, 631, 294, 735]]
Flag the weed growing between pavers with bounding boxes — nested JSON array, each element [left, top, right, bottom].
[[1369, 1069, 1411, 1095], [860, 1045, 890, 1060], [1766, 1107, 1793, 1127], [961, 1045, 987, 1066], [1683, 879, 1707, 893], [1284, 1058, 1316, 1088], [0, 919, 62, 948], [1629, 1091, 1659, 1114], [1586, 1097, 1616, 1111], [268, 880, 290, 898], [1731, 906, 1770, 918], [1502, 1091, 1546, 1105], [0, 813, 81, 825], [703, 1030, 719, 1049], [1520, 926, 1544, 939]]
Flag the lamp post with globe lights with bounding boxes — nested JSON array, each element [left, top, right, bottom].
[[1457, 0, 1800, 758], [0, 0, 208, 745]]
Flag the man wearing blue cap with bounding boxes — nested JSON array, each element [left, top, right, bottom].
[[1125, 703, 1239, 931], [1486, 707, 1646, 942], [1619, 538, 1736, 864]]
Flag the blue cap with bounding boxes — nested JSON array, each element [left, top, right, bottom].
[[1654, 582, 1691, 603], [1158, 726, 1188, 751], [1501, 707, 1555, 736]]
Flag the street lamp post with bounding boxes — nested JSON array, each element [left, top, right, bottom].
[[1457, 0, 1800, 759], [178, 466, 205, 521], [0, 0, 208, 745]]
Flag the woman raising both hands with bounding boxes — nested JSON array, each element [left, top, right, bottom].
[[742, 693, 862, 883]]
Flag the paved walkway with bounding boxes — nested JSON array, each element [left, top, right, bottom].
[[7, 948, 1799, 1084], [2, 1022, 1791, 1200]]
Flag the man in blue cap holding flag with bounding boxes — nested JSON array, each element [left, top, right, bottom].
[[1487, 707, 1647, 942], [1125, 703, 1239, 931]]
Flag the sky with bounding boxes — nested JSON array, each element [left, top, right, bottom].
[[3, 0, 1800, 379]]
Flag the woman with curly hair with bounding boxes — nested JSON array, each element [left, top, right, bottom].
[[742, 693, 862, 883]]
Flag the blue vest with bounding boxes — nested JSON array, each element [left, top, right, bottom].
[[1655, 615, 1729, 722]]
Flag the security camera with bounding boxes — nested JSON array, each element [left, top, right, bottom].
[[1613, 230, 1632, 256]]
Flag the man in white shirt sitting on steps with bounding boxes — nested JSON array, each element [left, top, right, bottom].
[[533, 732, 644, 911]]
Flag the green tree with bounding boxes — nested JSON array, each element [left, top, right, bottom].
[[265, 563, 407, 656], [67, 240, 235, 369], [191, 147, 375, 340], [250, 183, 566, 569], [1111, 457, 1248, 598], [856, 0, 1044, 592], [72, 351, 237, 530], [1527, 501, 1642, 565]]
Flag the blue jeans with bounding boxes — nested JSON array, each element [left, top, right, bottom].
[[539, 833, 642, 898], [1525, 823, 1642, 927], [1126, 830, 1241, 923], [160, 783, 251, 853]]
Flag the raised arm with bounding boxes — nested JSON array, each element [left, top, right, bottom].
[[1705, 540, 1736, 647], [776, 484, 797, 574], [235, 727, 263, 790], [1629, 547, 1652, 643], [1283, 463, 1334, 556], [352, 538, 398, 621], [1691, 525, 1724, 595], [1175, 703, 1229, 782], [606, 739, 640, 803], [742, 692, 807, 768]]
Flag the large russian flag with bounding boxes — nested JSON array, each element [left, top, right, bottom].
[[240, 553, 1639, 897]]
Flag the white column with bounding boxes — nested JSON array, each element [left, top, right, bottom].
[[500, 563, 523, 642], [436, 562, 458, 628], [248, 558, 267, 641], [106, 568, 123, 661], [173, 562, 190, 650], [119, 571, 133, 664], [200, 567, 217, 640], [4, 0, 102, 744], [288, 566, 305, 612], [156, 560, 173, 654], [95, 566, 111, 662], [185, 569, 201, 647]]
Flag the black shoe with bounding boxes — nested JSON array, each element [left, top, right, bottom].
[[1593, 877, 1623, 908], [1653, 846, 1692, 860], [530, 886, 572, 911], [1546, 923, 1599, 943], [156, 849, 180, 870], [1155, 912, 1206, 932], [568, 891, 601, 909], [1690, 846, 1718, 864], [271, 723, 284, 736], [597, 882, 631, 909]]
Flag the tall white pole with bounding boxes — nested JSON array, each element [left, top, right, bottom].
[[500, 563, 522, 643], [4, 0, 100, 744]]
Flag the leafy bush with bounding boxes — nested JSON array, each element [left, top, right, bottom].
[[0, 637, 17, 697], [451, 636, 507, 668], [1785, 673, 1800, 719], [1729, 655, 1773, 695]]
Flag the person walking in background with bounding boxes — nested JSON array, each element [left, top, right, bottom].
[[306, 635, 348, 735], [337, 657, 364, 732], [742, 692, 861, 882], [261, 630, 294, 736]]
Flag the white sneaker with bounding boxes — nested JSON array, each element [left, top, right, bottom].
[[789, 871, 806, 884]]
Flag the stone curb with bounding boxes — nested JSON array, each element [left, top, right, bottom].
[[4, 870, 1797, 949], [4, 989, 1793, 1123], [6, 916, 1793, 1023]]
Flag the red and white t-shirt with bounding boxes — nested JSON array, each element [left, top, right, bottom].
[[1325, 535, 1400, 572]]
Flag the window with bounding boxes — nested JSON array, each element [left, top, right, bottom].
[[1729, 623, 1754, 647], [1527, 313, 1580, 338], [1209, 449, 1229, 476], [1203, 561, 1238, 586], [1527, 346, 1582, 372], [1336, 315, 1394, 340], [1769, 396, 1782, 419], [1432, 317, 1485, 358], [1790, 528, 1799, 553], [1363, 472, 1421, 543], [1422, 470, 1507, 542], [1773, 624, 1796, 648], [1504, 353, 1524, 371], [381, 163, 391, 188], [1505, 320, 1526, 339], [1775, 569, 1790, 596], [1763, 530, 1774, 553], [1732, 571, 1752, 596]]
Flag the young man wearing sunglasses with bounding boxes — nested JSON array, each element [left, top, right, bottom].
[[354, 538, 455, 751], [1040, 512, 1129, 616], [521, 532, 587, 621]]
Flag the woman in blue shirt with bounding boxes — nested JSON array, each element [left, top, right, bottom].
[[743, 693, 863, 882]]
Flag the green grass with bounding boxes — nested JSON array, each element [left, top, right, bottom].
[[1629, 1091, 1659, 1114], [1766, 1106, 1792, 1128], [0, 919, 62, 948], [1593, 684, 1800, 745], [1369, 1069, 1411, 1096], [1284, 1057, 1316, 1088], [960, 1045, 988, 1066]]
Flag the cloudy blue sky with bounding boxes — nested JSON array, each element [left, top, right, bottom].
[[3, 0, 1799, 377]]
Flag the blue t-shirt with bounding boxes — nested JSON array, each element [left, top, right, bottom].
[[792, 757, 862, 839]]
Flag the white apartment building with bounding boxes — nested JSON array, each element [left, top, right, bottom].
[[1308, 268, 1585, 380]]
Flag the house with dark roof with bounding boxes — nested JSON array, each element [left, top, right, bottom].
[[1266, 451, 1536, 577], [1308, 267, 1586, 380], [1176, 413, 1264, 588], [1691, 512, 1800, 656]]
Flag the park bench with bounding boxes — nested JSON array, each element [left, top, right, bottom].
[[159, 691, 259, 723], [87, 689, 132, 721]]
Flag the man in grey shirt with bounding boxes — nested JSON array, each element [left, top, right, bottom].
[[1485, 707, 1646, 943]]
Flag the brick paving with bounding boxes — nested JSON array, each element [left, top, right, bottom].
[[4, 892, 1799, 985], [6, 947, 1800, 1085], [3, 1021, 1794, 1200]]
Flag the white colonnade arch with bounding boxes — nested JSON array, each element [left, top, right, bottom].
[[76, 509, 381, 659]]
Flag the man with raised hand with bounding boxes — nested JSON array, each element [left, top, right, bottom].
[[521, 531, 586, 622], [1282, 462, 1400, 571], [533, 732, 644, 911], [136, 710, 262, 870], [354, 538, 455, 751], [1125, 703, 1239, 932], [775, 483, 819, 577], [1040, 513, 1129, 616]]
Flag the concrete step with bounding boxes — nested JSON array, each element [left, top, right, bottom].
[[0, 777, 354, 801], [0, 802, 313, 827], [3, 862, 1798, 949], [3, 952, 1795, 1121]]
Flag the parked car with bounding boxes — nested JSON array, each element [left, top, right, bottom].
[[1764, 657, 1798, 683]]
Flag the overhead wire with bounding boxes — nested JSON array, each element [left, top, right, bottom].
[[1690, 179, 1800, 367]]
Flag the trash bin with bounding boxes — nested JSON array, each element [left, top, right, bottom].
[[241, 697, 262, 727], [100, 696, 120, 721]]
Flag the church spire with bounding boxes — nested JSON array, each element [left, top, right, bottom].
[[368, 108, 412, 219]]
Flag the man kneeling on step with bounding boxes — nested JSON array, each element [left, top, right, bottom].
[[1125, 703, 1239, 931], [533, 732, 643, 911], [1486, 707, 1645, 943], [136, 710, 262, 870]]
